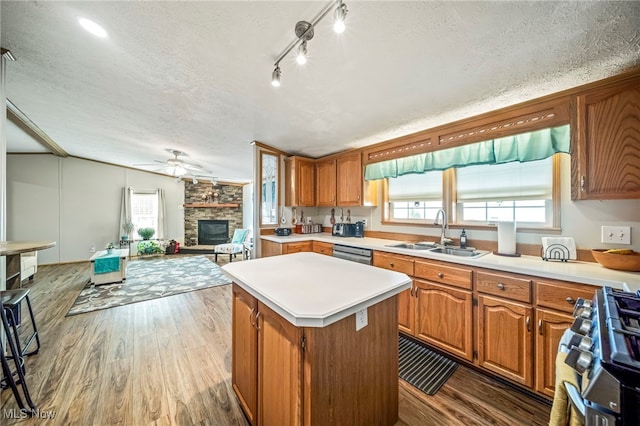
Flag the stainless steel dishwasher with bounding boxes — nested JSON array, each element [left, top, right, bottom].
[[332, 244, 373, 265]]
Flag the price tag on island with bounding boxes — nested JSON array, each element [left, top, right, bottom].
[[355, 308, 368, 331]]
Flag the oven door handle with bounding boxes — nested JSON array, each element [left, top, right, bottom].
[[564, 382, 586, 418]]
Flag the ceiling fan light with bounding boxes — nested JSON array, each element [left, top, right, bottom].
[[271, 65, 281, 87], [333, 3, 347, 34], [174, 165, 187, 176], [78, 17, 108, 38]]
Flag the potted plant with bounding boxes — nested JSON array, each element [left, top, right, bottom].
[[121, 221, 134, 240], [105, 242, 115, 254], [137, 227, 155, 240]]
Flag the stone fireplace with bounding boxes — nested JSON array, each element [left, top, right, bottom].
[[184, 181, 244, 246], [198, 219, 228, 245]]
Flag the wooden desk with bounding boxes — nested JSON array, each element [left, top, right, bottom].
[[1, 241, 56, 290]]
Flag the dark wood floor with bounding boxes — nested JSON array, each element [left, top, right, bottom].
[[1, 256, 550, 425]]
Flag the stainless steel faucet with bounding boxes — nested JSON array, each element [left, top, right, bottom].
[[434, 209, 452, 246]]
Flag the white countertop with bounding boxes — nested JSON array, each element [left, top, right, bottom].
[[261, 233, 640, 292], [221, 252, 412, 328]]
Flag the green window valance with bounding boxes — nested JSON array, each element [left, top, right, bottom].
[[364, 125, 570, 180]]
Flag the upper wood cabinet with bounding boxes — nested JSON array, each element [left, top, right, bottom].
[[285, 156, 316, 207], [336, 152, 378, 206], [572, 76, 640, 199], [316, 158, 337, 206]]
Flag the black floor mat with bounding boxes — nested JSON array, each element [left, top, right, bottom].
[[399, 335, 458, 396]]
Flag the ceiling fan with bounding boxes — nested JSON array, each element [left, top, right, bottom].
[[134, 149, 210, 177]]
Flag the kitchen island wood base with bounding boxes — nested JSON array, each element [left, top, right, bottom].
[[232, 283, 400, 426]]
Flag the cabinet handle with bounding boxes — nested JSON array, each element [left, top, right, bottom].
[[566, 296, 575, 304], [410, 286, 414, 297], [357, 194, 360, 200], [526, 316, 531, 332], [437, 272, 444, 278], [389, 262, 395, 267], [497, 283, 505, 290], [254, 312, 262, 330], [538, 319, 543, 335], [580, 176, 585, 191], [249, 308, 256, 326]]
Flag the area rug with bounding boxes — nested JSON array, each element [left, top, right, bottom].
[[399, 334, 458, 396], [67, 255, 231, 316]]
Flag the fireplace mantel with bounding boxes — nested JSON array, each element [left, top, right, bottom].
[[183, 203, 239, 208]]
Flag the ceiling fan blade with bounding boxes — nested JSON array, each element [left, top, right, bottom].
[[133, 163, 165, 167]]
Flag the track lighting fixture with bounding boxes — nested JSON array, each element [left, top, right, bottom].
[[192, 177, 198, 184], [270, 0, 348, 87]]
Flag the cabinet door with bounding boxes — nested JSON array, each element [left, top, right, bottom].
[[414, 280, 473, 361], [285, 157, 316, 207], [535, 308, 573, 397], [336, 152, 362, 206], [257, 302, 303, 426], [397, 284, 415, 335], [477, 295, 533, 387], [573, 78, 640, 199], [312, 241, 334, 256], [232, 284, 259, 425], [316, 159, 337, 206], [261, 239, 283, 258]]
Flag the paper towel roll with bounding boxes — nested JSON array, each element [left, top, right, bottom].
[[497, 221, 517, 255]]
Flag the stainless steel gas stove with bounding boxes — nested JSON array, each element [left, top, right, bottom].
[[560, 286, 640, 425]]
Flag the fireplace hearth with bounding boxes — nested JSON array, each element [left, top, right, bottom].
[[198, 220, 229, 245]]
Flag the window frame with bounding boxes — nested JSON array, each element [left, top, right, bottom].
[[259, 150, 280, 228], [130, 188, 160, 236], [382, 154, 562, 231]]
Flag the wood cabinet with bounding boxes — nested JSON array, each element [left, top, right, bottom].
[[336, 152, 363, 206], [477, 294, 534, 387], [232, 285, 259, 424], [534, 279, 595, 396], [373, 251, 415, 334], [311, 241, 333, 256], [261, 239, 283, 258], [315, 159, 337, 206], [231, 283, 400, 425], [282, 241, 312, 254], [573, 76, 640, 200], [414, 279, 473, 361], [4, 254, 21, 290], [285, 156, 316, 207]]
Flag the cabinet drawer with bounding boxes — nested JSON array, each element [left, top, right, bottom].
[[536, 280, 596, 314], [476, 271, 532, 303], [283, 241, 312, 254], [414, 260, 472, 290], [312, 241, 334, 256], [373, 251, 415, 275]]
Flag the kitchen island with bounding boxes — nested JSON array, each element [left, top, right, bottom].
[[222, 252, 412, 426]]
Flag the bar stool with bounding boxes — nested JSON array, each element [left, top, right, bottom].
[[1, 297, 38, 412], [2, 288, 41, 358]]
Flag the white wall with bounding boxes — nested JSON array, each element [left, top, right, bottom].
[[316, 155, 640, 252], [7, 154, 185, 264]]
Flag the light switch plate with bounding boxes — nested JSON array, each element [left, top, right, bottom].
[[355, 308, 368, 331], [601, 226, 631, 244]]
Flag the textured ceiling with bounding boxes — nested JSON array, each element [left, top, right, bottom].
[[2, 1, 639, 182]]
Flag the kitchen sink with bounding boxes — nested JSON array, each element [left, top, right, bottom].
[[428, 247, 489, 258], [385, 242, 435, 250]]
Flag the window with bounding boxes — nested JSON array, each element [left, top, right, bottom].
[[387, 171, 443, 222], [455, 157, 554, 226], [131, 190, 159, 234], [260, 152, 278, 226]]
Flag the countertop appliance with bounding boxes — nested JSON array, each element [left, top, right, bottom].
[[560, 286, 640, 425], [332, 223, 356, 237], [274, 228, 291, 236], [332, 244, 372, 265]]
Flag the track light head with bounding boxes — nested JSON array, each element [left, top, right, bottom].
[[296, 40, 308, 65], [271, 65, 281, 87], [192, 177, 198, 184], [334, 3, 348, 34]]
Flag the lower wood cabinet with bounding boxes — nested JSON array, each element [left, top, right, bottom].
[[477, 295, 534, 387], [535, 308, 573, 397], [311, 241, 333, 256], [283, 241, 312, 254], [231, 283, 399, 425], [414, 279, 473, 361], [261, 240, 313, 257]]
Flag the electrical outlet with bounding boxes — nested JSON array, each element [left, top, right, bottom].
[[361, 218, 367, 227], [90, 245, 96, 253], [601, 226, 631, 244], [355, 308, 368, 331]]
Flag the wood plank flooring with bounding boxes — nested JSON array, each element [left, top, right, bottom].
[[1, 257, 551, 425]]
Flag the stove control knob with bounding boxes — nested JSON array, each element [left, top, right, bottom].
[[577, 306, 593, 319], [565, 347, 594, 374], [572, 298, 593, 316], [570, 317, 592, 336], [578, 335, 593, 352]]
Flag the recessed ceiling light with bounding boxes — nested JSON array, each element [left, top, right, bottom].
[[78, 17, 108, 38]]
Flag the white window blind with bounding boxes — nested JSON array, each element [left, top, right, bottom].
[[131, 190, 159, 231], [388, 171, 442, 201], [456, 157, 552, 202]]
